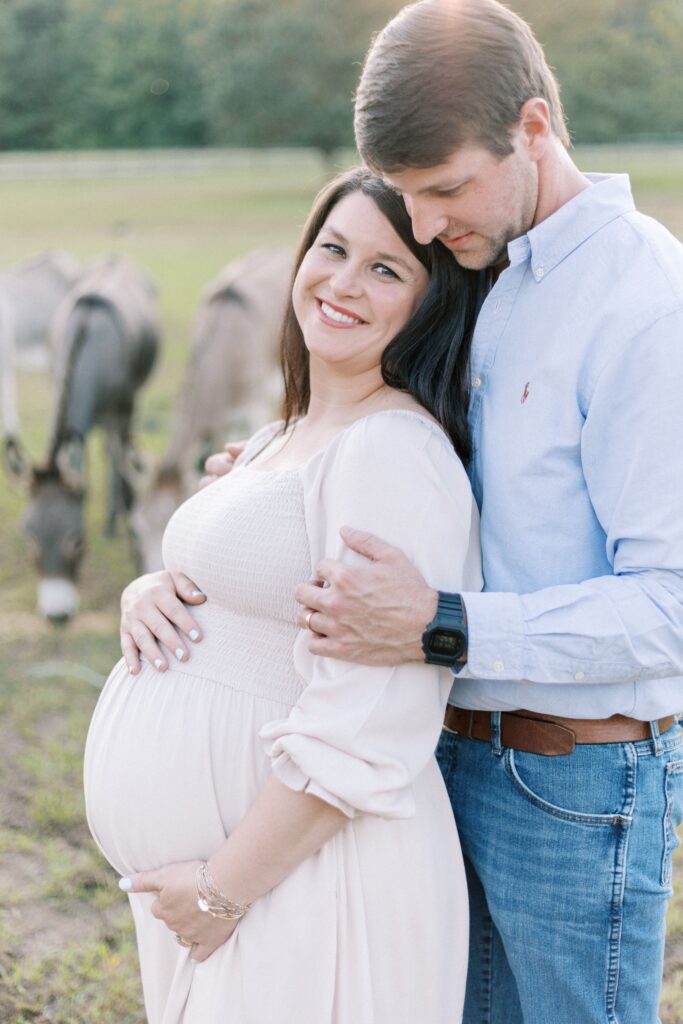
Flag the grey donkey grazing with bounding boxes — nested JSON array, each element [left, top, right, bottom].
[[132, 247, 292, 572], [0, 250, 81, 372], [3, 257, 161, 623]]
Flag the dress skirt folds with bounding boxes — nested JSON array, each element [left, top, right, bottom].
[[84, 410, 483, 1024]]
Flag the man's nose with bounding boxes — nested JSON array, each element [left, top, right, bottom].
[[404, 196, 448, 245]]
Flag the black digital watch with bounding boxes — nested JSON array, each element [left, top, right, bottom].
[[421, 592, 468, 668]]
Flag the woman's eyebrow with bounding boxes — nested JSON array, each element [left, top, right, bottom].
[[323, 225, 413, 274], [322, 226, 348, 244]]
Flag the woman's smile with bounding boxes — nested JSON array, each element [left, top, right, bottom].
[[316, 297, 368, 327]]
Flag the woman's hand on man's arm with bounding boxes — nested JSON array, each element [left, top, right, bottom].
[[120, 570, 206, 674], [198, 441, 246, 489]]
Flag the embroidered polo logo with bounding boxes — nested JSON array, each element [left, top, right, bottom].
[[521, 382, 530, 404]]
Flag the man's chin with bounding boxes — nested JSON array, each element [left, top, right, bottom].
[[450, 250, 489, 271], [451, 242, 507, 272]]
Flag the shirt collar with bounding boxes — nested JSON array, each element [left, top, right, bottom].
[[506, 173, 636, 281]]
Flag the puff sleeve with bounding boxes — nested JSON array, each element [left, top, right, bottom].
[[259, 411, 482, 819]]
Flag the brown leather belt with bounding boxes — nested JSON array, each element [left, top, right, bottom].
[[443, 706, 677, 757]]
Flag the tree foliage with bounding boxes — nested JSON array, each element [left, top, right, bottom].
[[0, 0, 681, 152], [195, 0, 398, 154], [515, 0, 683, 143]]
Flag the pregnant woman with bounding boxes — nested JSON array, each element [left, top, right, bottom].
[[84, 167, 483, 1024]]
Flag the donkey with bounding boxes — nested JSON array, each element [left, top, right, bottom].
[[0, 250, 81, 371], [132, 247, 292, 572], [3, 257, 161, 623], [0, 287, 19, 441]]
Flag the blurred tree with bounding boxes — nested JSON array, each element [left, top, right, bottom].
[[0, 0, 680, 151], [0, 0, 209, 150], [0, 0, 68, 149], [183, 0, 399, 157], [516, 0, 683, 143], [59, 0, 208, 148]]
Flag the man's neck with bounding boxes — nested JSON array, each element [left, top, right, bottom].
[[532, 141, 591, 228]]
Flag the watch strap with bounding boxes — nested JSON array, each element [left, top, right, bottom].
[[421, 591, 468, 668]]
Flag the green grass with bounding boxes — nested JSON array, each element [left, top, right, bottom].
[[1, 148, 682, 1021]]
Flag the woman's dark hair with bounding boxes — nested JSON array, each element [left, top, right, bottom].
[[280, 166, 485, 463]]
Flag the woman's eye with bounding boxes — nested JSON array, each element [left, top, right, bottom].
[[373, 263, 400, 279], [321, 242, 345, 257]]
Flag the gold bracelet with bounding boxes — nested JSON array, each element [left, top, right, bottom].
[[195, 862, 251, 921]]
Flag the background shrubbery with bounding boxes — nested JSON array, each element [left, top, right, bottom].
[[0, 0, 682, 156]]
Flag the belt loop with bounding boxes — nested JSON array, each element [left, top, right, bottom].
[[650, 719, 664, 756], [491, 711, 503, 757]]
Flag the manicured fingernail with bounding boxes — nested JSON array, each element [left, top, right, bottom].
[[190, 958, 197, 965], [118, 878, 132, 891], [191, 589, 204, 598], [127, 663, 135, 674], [154, 659, 164, 670], [175, 648, 185, 661], [189, 630, 200, 642]]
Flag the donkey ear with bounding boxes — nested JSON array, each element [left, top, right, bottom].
[[55, 435, 86, 493], [2, 435, 33, 490]]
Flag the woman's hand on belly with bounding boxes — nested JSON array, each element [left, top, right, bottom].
[[120, 570, 206, 675], [120, 860, 239, 962]]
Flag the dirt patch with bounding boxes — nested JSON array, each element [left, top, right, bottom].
[[0, 610, 119, 641]]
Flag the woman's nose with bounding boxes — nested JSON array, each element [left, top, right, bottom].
[[329, 262, 363, 297]]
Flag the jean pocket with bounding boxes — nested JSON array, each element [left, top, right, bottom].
[[662, 759, 683, 887], [436, 728, 459, 786], [505, 747, 633, 827]]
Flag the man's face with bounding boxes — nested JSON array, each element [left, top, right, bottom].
[[384, 134, 540, 270]]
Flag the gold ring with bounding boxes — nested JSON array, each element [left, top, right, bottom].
[[175, 934, 193, 948], [305, 610, 315, 631]]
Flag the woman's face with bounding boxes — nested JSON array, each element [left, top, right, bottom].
[[292, 191, 429, 376]]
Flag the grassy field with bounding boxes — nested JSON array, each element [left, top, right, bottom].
[[1, 145, 682, 1021]]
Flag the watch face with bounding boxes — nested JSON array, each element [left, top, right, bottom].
[[429, 629, 466, 659]]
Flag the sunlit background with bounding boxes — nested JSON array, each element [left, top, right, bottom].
[[1, 1, 682, 1020]]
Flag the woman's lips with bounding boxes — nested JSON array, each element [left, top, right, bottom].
[[316, 298, 367, 327]]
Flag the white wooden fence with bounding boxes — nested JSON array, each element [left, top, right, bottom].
[[0, 147, 356, 181]]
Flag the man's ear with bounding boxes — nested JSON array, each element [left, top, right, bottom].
[[518, 97, 552, 160]]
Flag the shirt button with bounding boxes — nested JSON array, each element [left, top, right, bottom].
[[493, 659, 505, 673], [472, 376, 482, 389], [535, 266, 545, 279], [574, 671, 585, 682]]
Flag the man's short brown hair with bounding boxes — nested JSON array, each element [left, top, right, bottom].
[[355, 0, 570, 170]]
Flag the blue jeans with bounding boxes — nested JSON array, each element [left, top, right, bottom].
[[436, 716, 683, 1024]]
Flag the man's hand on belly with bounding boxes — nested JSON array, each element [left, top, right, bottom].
[[294, 527, 437, 666]]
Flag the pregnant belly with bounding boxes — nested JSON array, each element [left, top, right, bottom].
[[83, 659, 293, 877]]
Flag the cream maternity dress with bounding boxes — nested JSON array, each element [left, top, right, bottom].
[[84, 409, 482, 1024]]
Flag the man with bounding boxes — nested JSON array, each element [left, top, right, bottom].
[[130, 1, 683, 1019], [297, 1, 683, 1020]]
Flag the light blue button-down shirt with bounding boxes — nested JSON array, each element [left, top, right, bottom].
[[453, 173, 683, 720]]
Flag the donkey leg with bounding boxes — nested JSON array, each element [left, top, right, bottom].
[[104, 428, 133, 538]]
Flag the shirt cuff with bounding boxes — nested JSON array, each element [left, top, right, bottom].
[[269, 750, 356, 818], [458, 590, 526, 680]]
